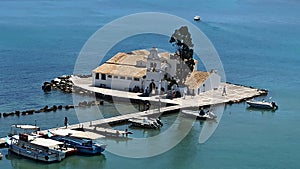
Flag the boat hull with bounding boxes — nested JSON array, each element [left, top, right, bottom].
[[181, 110, 216, 121], [246, 101, 278, 110], [9, 144, 65, 162], [51, 136, 106, 155]]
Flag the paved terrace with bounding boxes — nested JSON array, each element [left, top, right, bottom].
[[72, 76, 267, 108]]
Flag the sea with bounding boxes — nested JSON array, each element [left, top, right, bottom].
[[0, 0, 300, 168]]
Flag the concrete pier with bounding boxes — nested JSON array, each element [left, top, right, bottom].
[[0, 76, 267, 147]]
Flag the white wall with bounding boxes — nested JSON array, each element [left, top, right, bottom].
[[93, 73, 142, 91], [191, 72, 221, 95]]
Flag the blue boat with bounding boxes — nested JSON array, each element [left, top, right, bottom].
[[49, 129, 106, 155]]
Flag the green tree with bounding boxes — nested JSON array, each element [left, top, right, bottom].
[[169, 26, 195, 85]]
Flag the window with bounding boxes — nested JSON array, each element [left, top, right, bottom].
[[107, 75, 112, 78], [120, 76, 125, 80], [127, 77, 132, 80], [95, 73, 99, 79], [101, 74, 106, 80], [114, 76, 118, 79], [134, 78, 140, 81]]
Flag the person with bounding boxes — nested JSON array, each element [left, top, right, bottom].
[[222, 85, 227, 96], [199, 108, 205, 116], [64, 117, 68, 128]]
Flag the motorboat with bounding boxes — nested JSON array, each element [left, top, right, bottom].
[[246, 99, 278, 110], [0, 152, 2, 160], [194, 15, 201, 21], [49, 129, 106, 155], [7, 133, 67, 162], [128, 117, 163, 129], [8, 124, 40, 137], [182, 109, 217, 120]]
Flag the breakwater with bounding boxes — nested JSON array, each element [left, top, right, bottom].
[[0, 100, 104, 118]]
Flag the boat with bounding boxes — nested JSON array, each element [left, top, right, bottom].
[[194, 15, 201, 21], [49, 129, 106, 155], [246, 99, 278, 110], [182, 109, 217, 120], [7, 133, 67, 162], [8, 124, 40, 137], [0, 152, 2, 160], [128, 117, 163, 129]]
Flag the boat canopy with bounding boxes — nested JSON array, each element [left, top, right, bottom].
[[11, 125, 40, 131], [50, 129, 105, 140], [30, 138, 64, 148]]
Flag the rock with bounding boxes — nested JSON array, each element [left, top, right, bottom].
[[15, 111, 20, 116], [52, 105, 57, 111], [27, 110, 34, 114], [42, 83, 51, 92], [58, 105, 63, 110]]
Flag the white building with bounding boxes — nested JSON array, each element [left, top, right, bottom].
[[92, 48, 221, 96]]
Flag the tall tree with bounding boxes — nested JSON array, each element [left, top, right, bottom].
[[169, 26, 195, 85]]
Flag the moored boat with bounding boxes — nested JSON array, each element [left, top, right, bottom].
[[128, 117, 163, 129], [49, 129, 106, 155], [7, 133, 67, 162], [246, 99, 278, 110], [182, 109, 217, 120]]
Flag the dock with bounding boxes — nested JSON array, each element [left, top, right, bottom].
[[0, 77, 267, 147]]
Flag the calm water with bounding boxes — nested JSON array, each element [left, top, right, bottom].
[[1, 0, 300, 168]]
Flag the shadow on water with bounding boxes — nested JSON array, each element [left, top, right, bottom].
[[3, 149, 107, 169]]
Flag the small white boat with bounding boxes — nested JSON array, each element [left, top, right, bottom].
[[246, 99, 278, 110], [0, 152, 3, 160], [194, 15, 201, 21], [129, 117, 162, 129], [182, 110, 217, 120]]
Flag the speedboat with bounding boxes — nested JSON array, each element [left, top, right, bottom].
[[128, 117, 163, 129], [194, 15, 201, 21], [182, 110, 217, 120], [246, 99, 278, 110], [49, 129, 106, 155]]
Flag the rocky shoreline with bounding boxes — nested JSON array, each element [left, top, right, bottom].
[[42, 75, 94, 96]]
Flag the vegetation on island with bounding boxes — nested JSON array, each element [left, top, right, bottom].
[[169, 26, 195, 86]]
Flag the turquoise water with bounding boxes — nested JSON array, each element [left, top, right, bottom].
[[1, 0, 300, 168]]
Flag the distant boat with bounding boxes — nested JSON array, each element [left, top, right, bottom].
[[194, 15, 201, 21], [182, 110, 217, 120], [49, 129, 106, 155], [128, 117, 163, 129], [246, 99, 278, 110]]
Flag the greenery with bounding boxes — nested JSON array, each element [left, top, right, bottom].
[[169, 26, 195, 85]]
